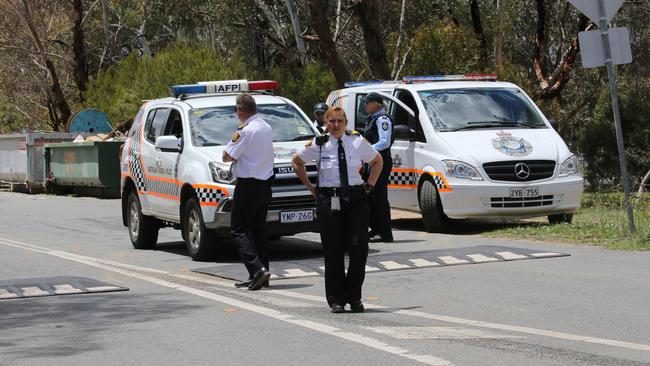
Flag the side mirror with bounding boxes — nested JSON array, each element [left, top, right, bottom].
[[548, 118, 559, 131], [155, 135, 181, 152], [394, 124, 415, 141]]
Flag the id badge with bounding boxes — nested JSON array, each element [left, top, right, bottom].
[[331, 195, 341, 211]]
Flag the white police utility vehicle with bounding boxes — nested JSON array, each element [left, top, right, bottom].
[[121, 80, 318, 259], [327, 74, 583, 232]]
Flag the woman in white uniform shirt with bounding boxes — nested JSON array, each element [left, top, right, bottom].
[[292, 107, 382, 313]]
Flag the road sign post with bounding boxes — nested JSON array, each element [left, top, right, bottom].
[[570, 0, 636, 232]]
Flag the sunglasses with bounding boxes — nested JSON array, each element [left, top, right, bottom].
[[233, 105, 239, 112]]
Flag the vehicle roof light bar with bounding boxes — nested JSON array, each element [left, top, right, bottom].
[[344, 80, 401, 88], [402, 74, 497, 83], [172, 80, 279, 98]]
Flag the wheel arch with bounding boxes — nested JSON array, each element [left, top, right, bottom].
[[179, 183, 198, 224]]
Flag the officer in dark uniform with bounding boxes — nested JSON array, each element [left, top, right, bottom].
[[292, 106, 382, 313], [363, 92, 394, 242], [313, 102, 328, 133], [222, 93, 274, 291]]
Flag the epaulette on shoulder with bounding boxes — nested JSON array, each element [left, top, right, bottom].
[[305, 139, 313, 147], [237, 125, 245, 130], [345, 130, 361, 136]]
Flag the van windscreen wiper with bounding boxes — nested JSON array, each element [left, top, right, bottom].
[[444, 121, 542, 132]]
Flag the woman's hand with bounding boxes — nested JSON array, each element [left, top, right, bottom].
[[307, 184, 318, 198]]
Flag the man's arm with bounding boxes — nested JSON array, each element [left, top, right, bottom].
[[373, 116, 392, 151], [222, 151, 235, 162], [366, 153, 383, 187]]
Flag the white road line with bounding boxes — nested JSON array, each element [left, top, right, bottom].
[[437, 256, 469, 265], [529, 252, 562, 258], [379, 261, 411, 270], [365, 265, 381, 272], [466, 254, 499, 263], [0, 288, 18, 299], [21, 287, 49, 297], [495, 251, 528, 260], [365, 326, 524, 340], [283, 268, 319, 278], [0, 237, 453, 366], [408, 258, 440, 267], [3, 237, 650, 354], [53, 284, 83, 294]]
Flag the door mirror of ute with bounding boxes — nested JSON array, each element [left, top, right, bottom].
[[155, 135, 181, 153], [548, 118, 559, 131], [394, 124, 416, 141]]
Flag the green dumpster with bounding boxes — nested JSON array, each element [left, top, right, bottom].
[[44, 141, 122, 198]]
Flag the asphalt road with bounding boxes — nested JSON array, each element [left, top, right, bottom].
[[0, 191, 648, 366]]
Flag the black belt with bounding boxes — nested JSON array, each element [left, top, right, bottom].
[[319, 185, 364, 195]]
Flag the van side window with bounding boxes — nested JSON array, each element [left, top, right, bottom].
[[354, 94, 369, 131], [395, 91, 426, 143], [145, 108, 170, 143], [164, 109, 183, 138]]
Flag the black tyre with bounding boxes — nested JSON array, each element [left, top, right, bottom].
[[183, 198, 218, 261], [268, 235, 282, 241], [548, 213, 573, 225], [419, 179, 448, 233], [127, 191, 159, 249]]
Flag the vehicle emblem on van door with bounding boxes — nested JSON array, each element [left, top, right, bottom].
[[393, 154, 402, 168], [514, 163, 531, 180], [492, 135, 533, 157]]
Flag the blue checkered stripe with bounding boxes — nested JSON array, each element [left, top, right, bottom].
[[389, 171, 416, 186], [195, 187, 225, 204], [128, 133, 146, 192]]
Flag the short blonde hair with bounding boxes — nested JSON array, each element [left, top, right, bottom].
[[324, 106, 347, 121]]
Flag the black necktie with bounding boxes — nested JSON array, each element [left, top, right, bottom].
[[338, 139, 349, 187]]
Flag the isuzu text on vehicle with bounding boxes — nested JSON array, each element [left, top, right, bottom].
[[121, 80, 318, 259], [327, 75, 583, 232]]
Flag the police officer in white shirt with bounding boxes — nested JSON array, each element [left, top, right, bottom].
[[292, 106, 383, 313], [223, 93, 273, 291]]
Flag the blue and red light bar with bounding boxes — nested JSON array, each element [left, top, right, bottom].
[[402, 74, 497, 83], [172, 80, 279, 98], [343, 80, 400, 88]]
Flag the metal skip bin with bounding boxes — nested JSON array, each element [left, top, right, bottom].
[[44, 141, 122, 198], [0, 133, 81, 193]]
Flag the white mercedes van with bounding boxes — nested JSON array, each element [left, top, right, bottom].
[[326, 75, 583, 232]]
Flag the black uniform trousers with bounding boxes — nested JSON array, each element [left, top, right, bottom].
[[231, 177, 272, 278], [317, 187, 369, 306], [369, 151, 393, 238]]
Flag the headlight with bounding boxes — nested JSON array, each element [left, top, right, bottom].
[[441, 160, 483, 181], [558, 155, 579, 177], [209, 161, 236, 184]]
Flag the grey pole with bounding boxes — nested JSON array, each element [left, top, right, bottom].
[[598, 0, 636, 232]]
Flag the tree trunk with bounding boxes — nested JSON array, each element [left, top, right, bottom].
[[470, 0, 489, 67], [285, 0, 307, 63], [533, 0, 591, 100], [307, 0, 351, 88], [495, 0, 508, 69], [18, 0, 71, 131], [639, 168, 650, 196], [352, 0, 391, 79], [71, 0, 88, 102]]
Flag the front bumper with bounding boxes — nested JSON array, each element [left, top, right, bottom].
[[440, 176, 584, 219], [204, 194, 320, 236]]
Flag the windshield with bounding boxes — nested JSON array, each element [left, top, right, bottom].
[[188, 104, 315, 147], [418, 88, 547, 132]]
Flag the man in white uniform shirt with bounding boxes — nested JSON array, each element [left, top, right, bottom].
[[292, 106, 382, 313], [223, 93, 274, 291]]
